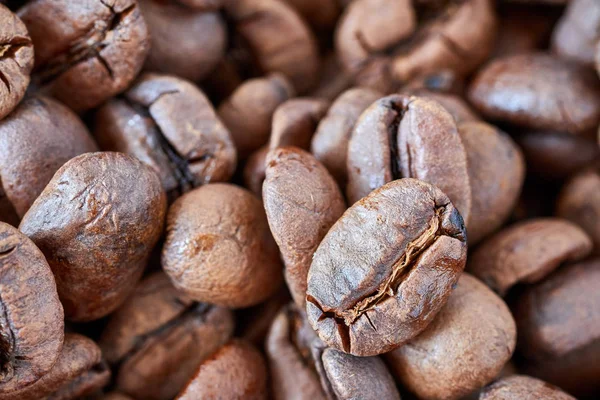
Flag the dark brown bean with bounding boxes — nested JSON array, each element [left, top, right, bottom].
[[176, 340, 268, 400], [514, 259, 600, 397], [19, 152, 167, 321], [0, 96, 98, 218], [243, 145, 269, 197], [139, 0, 226, 82], [0, 222, 64, 394], [0, 333, 110, 400], [386, 273, 516, 400], [479, 375, 576, 400], [19, 0, 150, 111], [100, 272, 234, 400], [346, 94, 472, 224], [224, 0, 319, 94], [162, 183, 283, 308], [468, 53, 600, 134], [268, 98, 329, 151], [263, 147, 346, 307], [218, 74, 294, 159], [469, 218, 592, 295], [556, 168, 600, 252], [458, 121, 525, 245], [311, 87, 382, 187], [0, 4, 33, 120], [94, 73, 237, 198], [307, 178, 467, 356]]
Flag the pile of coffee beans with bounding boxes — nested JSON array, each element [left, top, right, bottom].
[[0, 0, 599, 399]]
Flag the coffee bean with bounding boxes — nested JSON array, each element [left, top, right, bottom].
[[224, 0, 319, 94], [243, 145, 269, 197], [176, 340, 268, 400], [516, 130, 600, 180], [282, 0, 340, 31], [0, 4, 33, 120], [19, 152, 167, 321], [311, 87, 382, 187], [266, 304, 401, 400], [514, 259, 600, 396], [0, 333, 110, 400], [551, 0, 600, 66], [469, 218, 592, 295], [176, 0, 222, 10], [100, 272, 234, 400], [307, 178, 467, 356], [95, 73, 237, 199], [336, 0, 497, 91], [479, 375, 576, 400], [386, 273, 516, 400], [408, 89, 481, 124], [139, 0, 226, 82], [346, 94, 472, 224], [468, 53, 600, 134], [458, 121, 525, 244], [18, 0, 150, 111], [218, 74, 295, 158], [162, 183, 283, 308], [103, 393, 134, 400], [268, 98, 329, 151], [0, 222, 64, 394], [0, 96, 98, 219], [263, 147, 346, 307], [556, 168, 600, 252]]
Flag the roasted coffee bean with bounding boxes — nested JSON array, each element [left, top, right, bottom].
[[307, 178, 467, 356], [263, 147, 346, 307], [307, 53, 352, 101], [556, 168, 600, 252], [138, 0, 226, 82], [218, 74, 295, 159], [458, 121, 525, 244], [469, 219, 592, 295], [0, 96, 98, 219], [479, 375, 576, 400], [0, 222, 64, 394], [266, 304, 401, 400], [335, 0, 497, 91], [176, 0, 222, 10], [386, 273, 516, 400], [224, 0, 319, 94], [514, 259, 600, 397], [517, 130, 600, 180], [162, 183, 283, 308], [551, 0, 600, 66], [95, 73, 236, 198], [469, 53, 600, 134], [243, 145, 269, 197], [346, 94, 472, 224], [176, 340, 268, 400], [100, 272, 234, 400], [0, 4, 33, 121], [311, 87, 382, 187], [0, 333, 110, 400], [408, 89, 480, 124], [282, 0, 340, 31], [18, 0, 150, 112], [20, 152, 167, 321]]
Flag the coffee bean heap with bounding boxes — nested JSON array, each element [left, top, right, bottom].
[[0, 0, 598, 399]]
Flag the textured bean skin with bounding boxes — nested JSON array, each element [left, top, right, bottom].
[[458, 122, 524, 244], [100, 272, 234, 400], [19, 0, 150, 111], [479, 375, 576, 400], [307, 179, 467, 356], [176, 340, 268, 400], [263, 147, 346, 307], [515, 259, 600, 397], [0, 222, 64, 394], [0, 4, 33, 120], [468, 53, 600, 134], [386, 274, 516, 400], [0, 334, 110, 400], [346, 95, 472, 224], [468, 219, 592, 295], [0, 96, 98, 219], [162, 183, 283, 308], [20, 152, 167, 321]]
